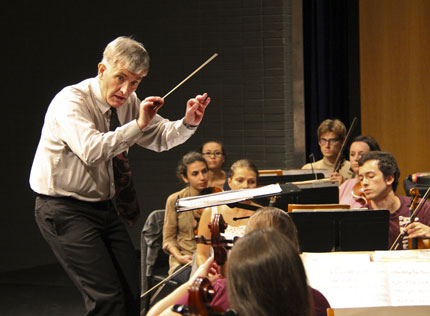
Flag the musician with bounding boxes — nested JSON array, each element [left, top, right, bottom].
[[358, 151, 430, 249], [339, 135, 380, 208], [30, 36, 211, 315], [163, 152, 209, 284], [147, 229, 311, 316], [150, 207, 330, 316], [201, 140, 227, 190], [302, 119, 354, 183], [195, 159, 260, 268]]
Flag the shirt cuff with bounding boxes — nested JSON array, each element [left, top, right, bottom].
[[182, 118, 199, 130]]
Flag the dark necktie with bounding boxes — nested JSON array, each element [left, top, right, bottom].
[[110, 107, 140, 226]]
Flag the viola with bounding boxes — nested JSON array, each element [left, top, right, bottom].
[[195, 214, 236, 266], [351, 180, 368, 206], [390, 186, 430, 250]]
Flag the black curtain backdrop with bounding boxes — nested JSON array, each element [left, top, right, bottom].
[[302, 0, 361, 161]]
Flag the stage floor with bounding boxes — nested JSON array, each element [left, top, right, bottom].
[[0, 264, 84, 316]]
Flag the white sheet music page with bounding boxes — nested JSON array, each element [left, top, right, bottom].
[[387, 261, 430, 306], [302, 251, 430, 308], [176, 184, 282, 211], [302, 252, 390, 308]]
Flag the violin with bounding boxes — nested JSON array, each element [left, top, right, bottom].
[[195, 214, 236, 266], [172, 277, 237, 316], [351, 180, 368, 206], [390, 186, 430, 250]]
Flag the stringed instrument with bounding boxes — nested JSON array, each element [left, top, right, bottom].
[[172, 277, 237, 316], [195, 213, 237, 266], [351, 180, 368, 206], [390, 186, 430, 250]]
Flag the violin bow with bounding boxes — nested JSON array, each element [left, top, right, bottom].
[[333, 117, 358, 173], [389, 186, 430, 250], [140, 261, 192, 299]]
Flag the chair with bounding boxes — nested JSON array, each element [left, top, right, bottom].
[[140, 209, 179, 315], [288, 203, 350, 212]]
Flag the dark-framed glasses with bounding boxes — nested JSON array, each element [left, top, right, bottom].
[[202, 151, 223, 157], [319, 138, 340, 145]]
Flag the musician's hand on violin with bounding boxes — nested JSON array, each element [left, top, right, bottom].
[[405, 222, 430, 239], [330, 171, 344, 184], [186, 256, 220, 287], [184, 93, 210, 126], [137, 96, 164, 129]]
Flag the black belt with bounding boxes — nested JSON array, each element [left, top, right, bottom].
[[35, 193, 113, 210]]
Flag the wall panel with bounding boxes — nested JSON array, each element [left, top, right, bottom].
[[360, 0, 430, 194]]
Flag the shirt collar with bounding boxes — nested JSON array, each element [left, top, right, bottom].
[[90, 76, 111, 116]]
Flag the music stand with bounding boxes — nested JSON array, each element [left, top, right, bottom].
[[289, 209, 390, 252]]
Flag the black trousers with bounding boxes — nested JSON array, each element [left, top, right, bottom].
[[35, 195, 139, 316]]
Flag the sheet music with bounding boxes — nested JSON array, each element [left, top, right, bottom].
[[175, 184, 282, 211], [302, 251, 430, 308], [387, 262, 430, 306]]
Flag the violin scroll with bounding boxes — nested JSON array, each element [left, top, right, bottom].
[[195, 214, 233, 266], [351, 181, 368, 206]]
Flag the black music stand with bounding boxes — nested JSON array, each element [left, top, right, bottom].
[[271, 181, 339, 211], [258, 173, 326, 186], [289, 209, 390, 252]]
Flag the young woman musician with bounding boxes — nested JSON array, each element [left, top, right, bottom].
[[147, 228, 311, 316], [162, 152, 209, 284], [339, 135, 380, 208], [195, 159, 260, 268], [201, 140, 227, 190]]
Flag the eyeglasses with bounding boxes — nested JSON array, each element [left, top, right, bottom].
[[319, 138, 340, 146], [202, 151, 223, 157]]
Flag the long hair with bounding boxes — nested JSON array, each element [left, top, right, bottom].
[[227, 228, 311, 316], [246, 207, 300, 251]]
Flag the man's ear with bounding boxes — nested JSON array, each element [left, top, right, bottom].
[[98, 63, 106, 78], [385, 174, 395, 186]]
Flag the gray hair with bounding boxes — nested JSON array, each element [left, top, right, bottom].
[[101, 36, 150, 74]]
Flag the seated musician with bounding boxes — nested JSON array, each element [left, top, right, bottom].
[[302, 119, 354, 184], [147, 228, 311, 316], [339, 135, 381, 208], [357, 151, 430, 249], [162, 152, 209, 284], [148, 207, 329, 316], [201, 140, 227, 190], [195, 159, 260, 268]]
